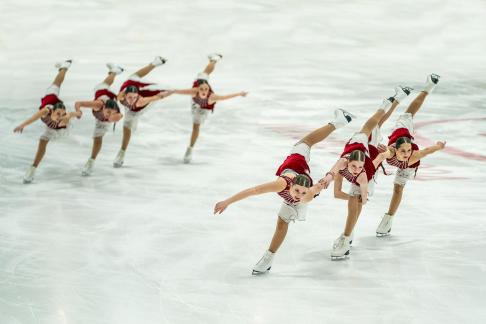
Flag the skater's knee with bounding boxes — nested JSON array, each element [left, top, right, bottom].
[[393, 184, 404, 195], [39, 139, 49, 148], [277, 216, 290, 229], [299, 138, 313, 148]]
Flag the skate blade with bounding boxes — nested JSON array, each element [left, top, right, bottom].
[[331, 251, 350, 261], [113, 163, 123, 168], [252, 267, 271, 276], [376, 232, 391, 237], [23, 179, 32, 184]]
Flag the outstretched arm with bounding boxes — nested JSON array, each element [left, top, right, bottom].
[[172, 88, 197, 96], [138, 90, 174, 106], [60, 111, 82, 125], [373, 144, 394, 168], [300, 182, 326, 203], [333, 173, 350, 200], [74, 100, 104, 118], [319, 158, 348, 188], [408, 141, 446, 165], [209, 91, 247, 104], [13, 108, 49, 133], [214, 178, 287, 214]]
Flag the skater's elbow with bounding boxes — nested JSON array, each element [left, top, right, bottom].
[[334, 191, 345, 199]]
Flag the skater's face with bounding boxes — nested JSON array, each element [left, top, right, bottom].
[[103, 108, 115, 120], [125, 92, 139, 105], [198, 84, 210, 99], [347, 160, 364, 176], [290, 184, 308, 201], [396, 143, 412, 160], [51, 108, 66, 121]]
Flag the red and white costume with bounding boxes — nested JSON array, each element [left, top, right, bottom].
[[119, 74, 165, 130], [338, 127, 381, 197], [274, 142, 313, 223], [92, 83, 117, 138], [191, 72, 215, 125], [39, 84, 69, 141], [386, 113, 420, 186]]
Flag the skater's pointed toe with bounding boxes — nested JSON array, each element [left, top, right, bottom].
[[331, 108, 355, 129], [208, 53, 223, 62], [152, 56, 167, 66]]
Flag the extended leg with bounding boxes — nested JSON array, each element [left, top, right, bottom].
[[102, 72, 116, 86], [405, 91, 428, 117], [133, 64, 156, 79], [360, 108, 387, 137], [52, 68, 67, 87], [378, 100, 400, 127], [300, 124, 336, 147], [203, 60, 217, 75]]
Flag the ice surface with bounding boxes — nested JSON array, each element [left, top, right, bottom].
[[1, 0, 486, 323]]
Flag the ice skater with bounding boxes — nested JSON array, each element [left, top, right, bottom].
[[74, 63, 125, 176], [113, 56, 174, 167], [13, 60, 81, 183], [214, 109, 354, 275], [375, 74, 446, 237], [320, 88, 412, 260], [171, 53, 248, 164]]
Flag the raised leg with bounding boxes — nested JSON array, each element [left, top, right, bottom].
[[360, 108, 386, 137], [102, 72, 117, 86], [133, 64, 156, 79], [203, 61, 217, 75], [33, 139, 49, 167], [378, 100, 400, 127], [268, 217, 289, 253], [52, 68, 67, 87], [300, 124, 336, 147], [405, 91, 428, 117]]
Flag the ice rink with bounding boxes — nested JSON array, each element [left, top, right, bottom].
[[1, 0, 486, 323]]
